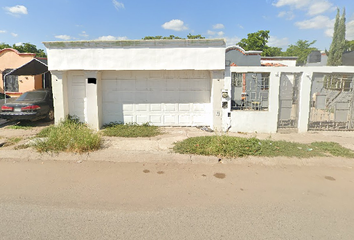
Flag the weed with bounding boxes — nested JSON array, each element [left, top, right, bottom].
[[3, 137, 22, 147], [33, 117, 101, 153], [102, 122, 161, 138], [173, 136, 354, 158]]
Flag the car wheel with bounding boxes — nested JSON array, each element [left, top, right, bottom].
[[45, 109, 54, 122]]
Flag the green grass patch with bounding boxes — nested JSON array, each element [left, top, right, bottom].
[[102, 122, 161, 138], [33, 117, 101, 153], [173, 135, 354, 158], [6, 121, 35, 130]]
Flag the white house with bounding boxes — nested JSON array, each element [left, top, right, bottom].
[[43, 39, 226, 130]]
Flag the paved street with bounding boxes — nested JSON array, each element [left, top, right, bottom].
[[0, 159, 353, 239]]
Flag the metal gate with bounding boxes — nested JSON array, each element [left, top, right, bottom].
[[277, 73, 300, 129], [308, 73, 354, 131]]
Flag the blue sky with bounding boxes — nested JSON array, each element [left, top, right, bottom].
[[0, 0, 353, 52]]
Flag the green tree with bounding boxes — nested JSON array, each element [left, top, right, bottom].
[[13, 43, 46, 57], [283, 40, 318, 65], [0, 43, 11, 49], [143, 34, 205, 40], [186, 33, 205, 39], [0, 42, 46, 57], [327, 8, 346, 66], [236, 30, 283, 56], [345, 40, 354, 51], [237, 30, 270, 52]]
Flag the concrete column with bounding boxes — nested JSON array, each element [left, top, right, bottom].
[[211, 70, 224, 131], [269, 71, 281, 133], [84, 71, 100, 130], [51, 71, 68, 125], [298, 71, 313, 132]]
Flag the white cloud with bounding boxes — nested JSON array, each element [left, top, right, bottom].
[[278, 11, 295, 20], [212, 24, 224, 29], [268, 36, 289, 48], [112, 0, 124, 10], [207, 30, 215, 35], [346, 20, 354, 40], [79, 31, 89, 37], [96, 35, 128, 40], [4, 5, 28, 15], [273, 0, 334, 16], [225, 36, 241, 47], [238, 24, 244, 29], [55, 35, 72, 40], [0, 30, 6, 33], [273, 0, 310, 9], [295, 15, 332, 29], [11, 33, 18, 37], [217, 31, 224, 37], [161, 19, 188, 31], [14, 42, 23, 46], [307, 1, 334, 16]]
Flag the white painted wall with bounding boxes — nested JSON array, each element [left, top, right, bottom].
[[228, 66, 354, 133], [44, 40, 225, 71]]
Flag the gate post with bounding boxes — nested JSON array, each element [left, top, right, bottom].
[[298, 71, 313, 133]]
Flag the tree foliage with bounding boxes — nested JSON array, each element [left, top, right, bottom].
[[0, 42, 46, 57], [327, 8, 346, 66], [283, 40, 318, 65], [236, 30, 283, 57], [345, 40, 354, 51], [143, 34, 205, 40]]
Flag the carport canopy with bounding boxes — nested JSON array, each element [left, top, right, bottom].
[[5, 58, 48, 76]]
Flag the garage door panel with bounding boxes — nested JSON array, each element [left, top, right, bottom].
[[123, 104, 134, 111], [136, 104, 149, 111], [179, 104, 191, 112], [150, 104, 162, 111], [123, 115, 134, 123], [136, 115, 149, 124], [150, 115, 162, 124], [164, 104, 177, 112], [102, 71, 211, 126], [164, 115, 178, 125]]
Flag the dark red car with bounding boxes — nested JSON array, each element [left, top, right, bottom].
[[0, 89, 54, 122]]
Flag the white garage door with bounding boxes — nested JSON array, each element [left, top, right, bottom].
[[102, 71, 211, 126], [68, 72, 86, 122]]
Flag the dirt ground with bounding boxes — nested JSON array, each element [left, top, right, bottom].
[[1, 120, 354, 166]]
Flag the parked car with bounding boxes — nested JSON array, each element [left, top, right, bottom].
[[0, 89, 54, 122]]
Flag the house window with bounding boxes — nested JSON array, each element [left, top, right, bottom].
[[231, 72, 270, 111]]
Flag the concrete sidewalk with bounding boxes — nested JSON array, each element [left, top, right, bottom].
[[1, 127, 354, 167]]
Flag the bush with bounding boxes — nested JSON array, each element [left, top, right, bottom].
[[34, 116, 101, 153]]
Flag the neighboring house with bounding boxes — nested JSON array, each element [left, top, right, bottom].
[[306, 51, 328, 66], [0, 48, 49, 97], [342, 51, 354, 66], [43, 39, 226, 130]]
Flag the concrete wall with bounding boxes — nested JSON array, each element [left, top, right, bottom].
[[44, 39, 225, 71], [227, 66, 354, 133]]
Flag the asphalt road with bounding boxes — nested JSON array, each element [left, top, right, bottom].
[[0, 159, 353, 240]]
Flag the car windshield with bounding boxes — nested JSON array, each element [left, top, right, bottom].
[[16, 92, 46, 101]]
